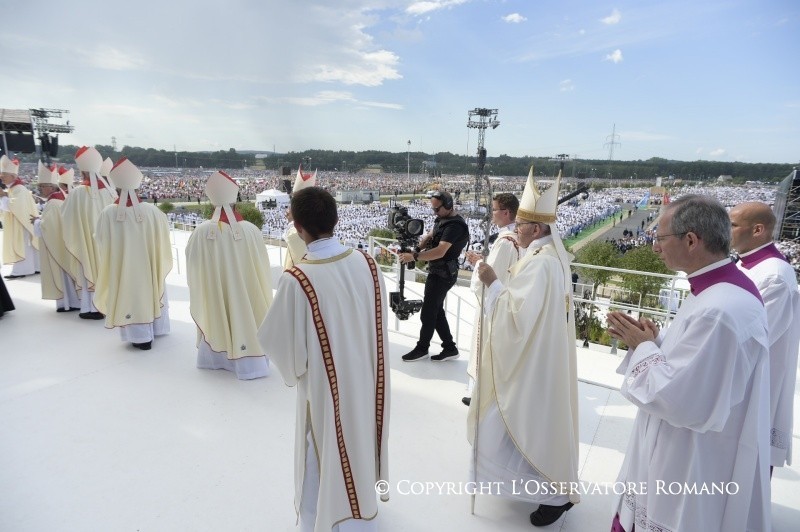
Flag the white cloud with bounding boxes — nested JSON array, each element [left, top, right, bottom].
[[361, 101, 404, 110], [407, 0, 469, 16], [502, 13, 527, 24], [282, 91, 356, 107], [276, 91, 401, 110], [83, 45, 148, 71], [559, 79, 574, 92], [305, 50, 402, 86], [709, 148, 726, 157], [601, 8, 622, 25], [604, 49, 624, 63]]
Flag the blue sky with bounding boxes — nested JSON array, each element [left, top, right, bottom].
[[1, 0, 797, 164]]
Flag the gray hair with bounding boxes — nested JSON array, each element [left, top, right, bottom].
[[667, 194, 730, 255]]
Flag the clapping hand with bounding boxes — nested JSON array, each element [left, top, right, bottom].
[[606, 311, 659, 349]]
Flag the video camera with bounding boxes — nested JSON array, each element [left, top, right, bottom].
[[387, 203, 424, 320], [387, 205, 424, 248]]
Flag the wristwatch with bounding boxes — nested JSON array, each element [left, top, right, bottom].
[[413, 251, 419, 261]]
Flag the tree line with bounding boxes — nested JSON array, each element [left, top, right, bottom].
[[18, 144, 795, 183]]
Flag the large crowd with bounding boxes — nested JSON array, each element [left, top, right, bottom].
[[9, 162, 796, 273]]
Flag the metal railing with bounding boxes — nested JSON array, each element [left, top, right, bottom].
[[166, 227, 688, 353]]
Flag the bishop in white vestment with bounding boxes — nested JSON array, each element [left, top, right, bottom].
[[32, 162, 80, 311], [0, 155, 40, 278], [186, 171, 273, 379], [283, 165, 315, 269], [94, 158, 172, 350], [469, 169, 580, 528], [60, 147, 116, 318]]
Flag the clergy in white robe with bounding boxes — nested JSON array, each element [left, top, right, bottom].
[[731, 201, 800, 469], [94, 158, 172, 350], [0, 155, 39, 278], [284, 223, 308, 270], [283, 165, 316, 269], [258, 187, 389, 532], [186, 171, 273, 379], [32, 162, 80, 311], [469, 169, 580, 528], [464, 193, 520, 401], [607, 195, 770, 532], [61, 147, 117, 318]]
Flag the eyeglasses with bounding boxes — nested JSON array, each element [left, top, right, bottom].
[[491, 208, 507, 212], [654, 232, 687, 242], [432, 205, 445, 213], [515, 221, 538, 228]]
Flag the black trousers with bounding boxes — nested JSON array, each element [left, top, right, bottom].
[[415, 270, 458, 351]]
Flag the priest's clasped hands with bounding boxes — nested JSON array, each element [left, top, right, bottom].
[[606, 311, 659, 349]]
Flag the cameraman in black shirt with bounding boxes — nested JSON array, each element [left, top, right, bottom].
[[398, 190, 469, 362]]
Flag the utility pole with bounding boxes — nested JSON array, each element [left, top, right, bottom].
[[604, 124, 621, 179], [407, 140, 411, 181]]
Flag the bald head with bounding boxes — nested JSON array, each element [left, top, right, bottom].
[[729, 201, 776, 254]]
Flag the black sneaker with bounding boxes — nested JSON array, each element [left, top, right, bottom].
[[402, 348, 429, 362], [431, 347, 459, 361], [530, 502, 573, 527], [461, 396, 471, 406], [133, 341, 152, 350]]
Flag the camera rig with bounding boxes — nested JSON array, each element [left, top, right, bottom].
[[387, 202, 425, 320]]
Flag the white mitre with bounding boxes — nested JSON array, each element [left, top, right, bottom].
[[37, 160, 58, 185], [518, 166, 574, 295], [205, 170, 242, 240], [109, 157, 144, 222], [293, 165, 317, 193], [75, 146, 116, 197]]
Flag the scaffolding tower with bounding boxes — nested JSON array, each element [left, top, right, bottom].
[[775, 168, 800, 243], [466, 108, 499, 213]]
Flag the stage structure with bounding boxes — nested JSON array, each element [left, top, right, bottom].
[[0, 109, 36, 156], [774, 167, 800, 243], [466, 108, 499, 214], [30, 108, 74, 163]]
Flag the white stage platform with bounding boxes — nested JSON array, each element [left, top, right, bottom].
[[1, 228, 798, 531]]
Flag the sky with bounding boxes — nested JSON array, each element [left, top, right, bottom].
[[1, 0, 798, 164]]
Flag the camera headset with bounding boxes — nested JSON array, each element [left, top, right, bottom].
[[431, 190, 453, 210]]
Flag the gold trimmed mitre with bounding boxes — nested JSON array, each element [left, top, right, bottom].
[[517, 165, 561, 223]]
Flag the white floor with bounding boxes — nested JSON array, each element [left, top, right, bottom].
[[1, 228, 798, 531]]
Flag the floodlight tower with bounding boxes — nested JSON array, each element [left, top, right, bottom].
[[466, 108, 499, 212], [549, 153, 572, 178]]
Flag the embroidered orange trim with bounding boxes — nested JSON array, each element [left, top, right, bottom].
[[288, 266, 362, 518], [360, 250, 386, 469]]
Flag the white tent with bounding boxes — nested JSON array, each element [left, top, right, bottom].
[[255, 188, 290, 209]]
